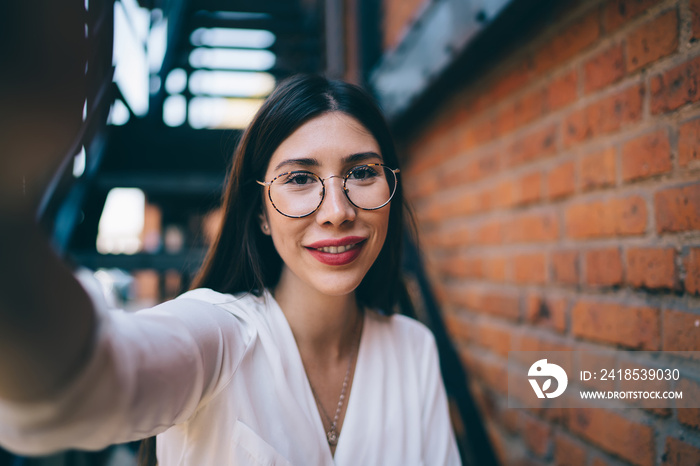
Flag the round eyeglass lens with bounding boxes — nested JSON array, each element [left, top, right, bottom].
[[268, 171, 324, 217], [345, 165, 397, 210], [270, 171, 323, 217]]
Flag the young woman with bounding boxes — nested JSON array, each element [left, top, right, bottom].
[[0, 75, 460, 465]]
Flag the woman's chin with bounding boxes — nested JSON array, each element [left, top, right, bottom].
[[311, 279, 362, 298]]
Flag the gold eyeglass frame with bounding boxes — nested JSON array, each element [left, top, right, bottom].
[[256, 163, 400, 218]]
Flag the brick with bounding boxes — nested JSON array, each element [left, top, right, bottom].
[[564, 84, 644, 147], [514, 171, 542, 206], [566, 201, 615, 238], [580, 147, 616, 191], [572, 300, 660, 349], [548, 161, 575, 199], [452, 288, 520, 321], [567, 407, 655, 465], [472, 320, 513, 356], [626, 9, 679, 72], [651, 55, 700, 114], [604, 0, 663, 32], [613, 195, 648, 235], [405, 171, 440, 199], [551, 250, 579, 285], [444, 314, 471, 343], [679, 118, 700, 167], [488, 60, 534, 104], [662, 309, 700, 351], [499, 407, 520, 434], [584, 248, 624, 286], [492, 109, 517, 142], [662, 436, 700, 466], [442, 153, 500, 189], [534, 8, 601, 75], [692, 0, 700, 41], [421, 195, 476, 223], [584, 43, 625, 93], [483, 255, 507, 282], [513, 252, 547, 284], [654, 184, 700, 233], [545, 70, 579, 111], [676, 378, 700, 430], [520, 412, 551, 457], [421, 224, 473, 249], [626, 247, 676, 289], [461, 350, 509, 395], [439, 254, 483, 280], [493, 179, 516, 209], [516, 333, 572, 354], [621, 129, 672, 182], [505, 212, 560, 243], [554, 433, 587, 466], [507, 124, 558, 168], [475, 220, 503, 245], [526, 294, 567, 333], [686, 248, 700, 295], [513, 88, 547, 130], [475, 186, 494, 213], [565, 196, 647, 238]]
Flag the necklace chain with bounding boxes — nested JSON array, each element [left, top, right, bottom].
[[307, 315, 362, 447]]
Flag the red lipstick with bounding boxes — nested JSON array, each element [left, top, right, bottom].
[[305, 236, 367, 266]]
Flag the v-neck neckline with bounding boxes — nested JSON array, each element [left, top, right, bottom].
[[262, 289, 367, 464]]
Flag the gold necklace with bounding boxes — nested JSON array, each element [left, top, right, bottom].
[[307, 316, 362, 446]]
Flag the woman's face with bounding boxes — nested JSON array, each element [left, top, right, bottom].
[[261, 112, 391, 298]]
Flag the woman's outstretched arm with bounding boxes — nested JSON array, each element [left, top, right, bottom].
[[0, 4, 245, 455], [0, 1, 97, 402]]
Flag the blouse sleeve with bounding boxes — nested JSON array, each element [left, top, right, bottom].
[[420, 332, 462, 466], [0, 292, 251, 456]]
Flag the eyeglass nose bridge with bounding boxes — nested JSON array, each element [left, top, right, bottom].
[[317, 174, 351, 207], [319, 174, 348, 190]]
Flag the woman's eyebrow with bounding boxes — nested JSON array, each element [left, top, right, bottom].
[[273, 152, 382, 172], [273, 157, 318, 172], [343, 151, 383, 164]]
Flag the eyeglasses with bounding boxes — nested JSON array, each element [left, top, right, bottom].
[[257, 163, 400, 218]]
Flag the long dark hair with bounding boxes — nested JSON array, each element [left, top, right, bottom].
[[139, 74, 409, 466], [191, 74, 407, 311]]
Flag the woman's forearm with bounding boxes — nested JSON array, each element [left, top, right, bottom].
[[0, 216, 95, 401]]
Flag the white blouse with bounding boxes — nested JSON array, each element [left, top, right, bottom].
[[0, 288, 461, 465]]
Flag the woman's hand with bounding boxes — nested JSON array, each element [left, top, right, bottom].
[[0, 1, 86, 217]]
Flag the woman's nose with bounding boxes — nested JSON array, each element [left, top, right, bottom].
[[316, 176, 356, 225]]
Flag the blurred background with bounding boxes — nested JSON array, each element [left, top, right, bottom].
[[2, 0, 700, 465]]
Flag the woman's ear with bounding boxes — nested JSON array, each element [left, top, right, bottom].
[[259, 211, 271, 236]]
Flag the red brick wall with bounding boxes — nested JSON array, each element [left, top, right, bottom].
[[392, 0, 700, 464]]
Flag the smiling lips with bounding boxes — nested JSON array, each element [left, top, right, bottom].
[[305, 236, 367, 266]]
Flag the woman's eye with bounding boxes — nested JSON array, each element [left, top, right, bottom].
[[350, 166, 378, 179], [285, 173, 315, 185]]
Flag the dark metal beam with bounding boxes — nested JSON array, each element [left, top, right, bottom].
[[95, 172, 224, 195], [71, 250, 207, 273]]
